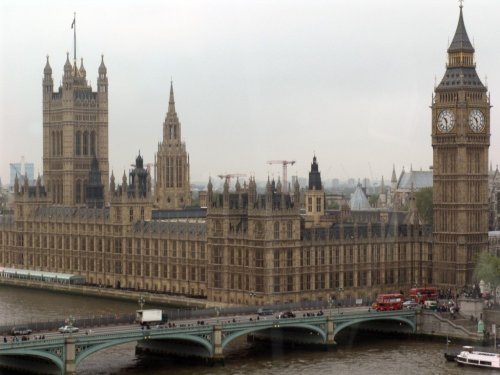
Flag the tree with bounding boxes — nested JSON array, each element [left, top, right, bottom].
[[415, 187, 433, 225], [368, 194, 379, 208], [473, 252, 500, 304]]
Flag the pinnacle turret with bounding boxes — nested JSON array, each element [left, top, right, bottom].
[[448, 5, 474, 54], [44, 56, 52, 75]]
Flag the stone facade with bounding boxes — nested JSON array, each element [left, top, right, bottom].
[[0, 6, 492, 305], [154, 82, 191, 209], [43, 55, 109, 206], [431, 6, 490, 287]]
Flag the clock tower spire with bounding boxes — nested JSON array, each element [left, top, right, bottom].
[[431, 4, 490, 287]]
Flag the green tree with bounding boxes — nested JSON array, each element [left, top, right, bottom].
[[473, 252, 500, 304], [415, 187, 433, 225], [368, 194, 379, 207]]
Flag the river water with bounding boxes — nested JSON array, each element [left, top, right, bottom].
[[0, 285, 496, 375]]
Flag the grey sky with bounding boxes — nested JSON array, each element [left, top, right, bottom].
[[1, 0, 499, 188]]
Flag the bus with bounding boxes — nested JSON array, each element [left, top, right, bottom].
[[372, 293, 404, 311], [409, 287, 438, 304]]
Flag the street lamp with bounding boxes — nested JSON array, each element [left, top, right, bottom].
[[215, 307, 220, 324], [336, 288, 344, 314], [66, 315, 75, 336], [138, 295, 145, 310], [328, 297, 334, 318]]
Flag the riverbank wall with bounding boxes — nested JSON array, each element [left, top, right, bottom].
[[417, 310, 486, 343], [0, 278, 228, 309]]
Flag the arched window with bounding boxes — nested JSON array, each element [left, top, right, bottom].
[[75, 180, 81, 204], [51, 132, 56, 156], [82, 179, 87, 203], [83, 131, 89, 155], [59, 131, 63, 156], [75, 131, 81, 156], [274, 222, 280, 240], [90, 131, 96, 155], [59, 180, 63, 203]]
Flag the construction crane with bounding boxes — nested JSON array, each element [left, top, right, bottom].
[[217, 174, 247, 185], [267, 160, 296, 193]]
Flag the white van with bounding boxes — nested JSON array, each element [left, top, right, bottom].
[[424, 300, 437, 310]]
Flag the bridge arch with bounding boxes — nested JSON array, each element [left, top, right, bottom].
[[76, 333, 213, 367], [222, 322, 327, 350], [334, 315, 416, 336], [0, 349, 64, 374]]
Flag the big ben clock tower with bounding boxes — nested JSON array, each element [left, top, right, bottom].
[[432, 4, 490, 287]]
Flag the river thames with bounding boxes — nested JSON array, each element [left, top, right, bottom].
[[0, 285, 494, 375]]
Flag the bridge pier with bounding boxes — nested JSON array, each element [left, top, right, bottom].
[[326, 317, 337, 347], [64, 336, 76, 375], [212, 324, 224, 365]]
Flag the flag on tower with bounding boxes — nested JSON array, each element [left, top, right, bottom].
[[71, 17, 75, 29]]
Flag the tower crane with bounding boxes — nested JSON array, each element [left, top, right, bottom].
[[217, 173, 247, 185], [267, 160, 296, 193]]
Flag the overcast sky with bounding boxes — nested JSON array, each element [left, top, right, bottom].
[[1, 0, 500, 189]]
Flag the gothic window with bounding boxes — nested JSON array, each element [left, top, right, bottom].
[[75, 131, 81, 156], [287, 222, 292, 239], [75, 180, 81, 204], [90, 131, 96, 155], [274, 250, 280, 268], [274, 222, 280, 239], [316, 197, 322, 212], [51, 131, 56, 156], [83, 131, 89, 155]]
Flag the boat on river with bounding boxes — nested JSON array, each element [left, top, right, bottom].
[[455, 346, 500, 369]]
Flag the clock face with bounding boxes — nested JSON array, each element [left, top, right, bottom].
[[469, 109, 485, 132], [437, 110, 455, 133]]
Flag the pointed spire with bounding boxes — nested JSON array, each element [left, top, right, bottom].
[[98, 54, 107, 74], [168, 80, 176, 113], [79, 57, 86, 78], [64, 52, 72, 74], [391, 164, 397, 183], [44, 55, 52, 75], [380, 176, 385, 194], [448, 5, 474, 53]]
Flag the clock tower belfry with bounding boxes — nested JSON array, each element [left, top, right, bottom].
[[432, 5, 490, 286]]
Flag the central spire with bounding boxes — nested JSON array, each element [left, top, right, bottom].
[[168, 80, 176, 113]]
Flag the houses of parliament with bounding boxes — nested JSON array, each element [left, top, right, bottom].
[[0, 6, 493, 305]]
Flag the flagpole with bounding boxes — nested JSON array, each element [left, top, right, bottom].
[[73, 12, 76, 62]]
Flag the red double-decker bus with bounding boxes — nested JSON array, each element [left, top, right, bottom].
[[372, 293, 404, 311], [409, 287, 438, 304]]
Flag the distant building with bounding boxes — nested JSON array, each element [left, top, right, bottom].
[[392, 168, 433, 209], [9, 162, 34, 188]]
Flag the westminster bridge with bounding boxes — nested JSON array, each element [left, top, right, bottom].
[[0, 309, 417, 375]]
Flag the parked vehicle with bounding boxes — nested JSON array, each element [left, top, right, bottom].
[[257, 308, 274, 316], [135, 309, 167, 325], [59, 325, 79, 333], [403, 300, 419, 310], [424, 300, 437, 311], [11, 326, 32, 336]]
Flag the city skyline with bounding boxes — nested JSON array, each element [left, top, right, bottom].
[[1, 0, 500, 188]]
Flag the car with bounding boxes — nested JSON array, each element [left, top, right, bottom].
[[11, 326, 32, 336], [257, 308, 274, 316], [403, 300, 419, 310], [277, 311, 295, 319], [58, 325, 79, 333]]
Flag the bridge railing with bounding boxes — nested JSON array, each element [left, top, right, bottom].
[[0, 313, 136, 336]]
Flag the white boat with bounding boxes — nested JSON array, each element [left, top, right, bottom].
[[455, 346, 500, 369]]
